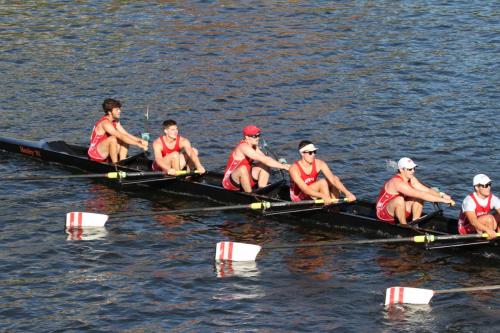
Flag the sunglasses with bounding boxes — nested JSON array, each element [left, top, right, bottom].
[[249, 134, 260, 138], [405, 168, 415, 171], [303, 150, 317, 155], [478, 183, 492, 188]]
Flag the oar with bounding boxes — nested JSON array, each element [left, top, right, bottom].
[[215, 232, 500, 261], [0, 170, 197, 181], [385, 285, 500, 305], [66, 198, 349, 228]]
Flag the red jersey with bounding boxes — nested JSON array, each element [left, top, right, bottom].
[[222, 140, 255, 191], [87, 116, 117, 162], [375, 174, 412, 223], [458, 193, 492, 234], [290, 160, 319, 201], [152, 135, 182, 171]]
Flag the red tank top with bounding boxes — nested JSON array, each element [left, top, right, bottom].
[[290, 160, 319, 200], [376, 174, 412, 210], [157, 135, 181, 157], [458, 193, 492, 228], [223, 140, 254, 174], [89, 116, 117, 148]]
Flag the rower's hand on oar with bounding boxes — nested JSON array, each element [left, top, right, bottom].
[[484, 229, 498, 240], [197, 166, 206, 174], [281, 163, 291, 171], [345, 192, 356, 202], [138, 139, 148, 151], [166, 168, 177, 176]]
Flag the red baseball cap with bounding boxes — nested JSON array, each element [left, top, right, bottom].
[[243, 125, 261, 136]]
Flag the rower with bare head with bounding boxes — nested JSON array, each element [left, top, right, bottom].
[[152, 119, 205, 176], [222, 125, 290, 193], [289, 140, 356, 204], [376, 157, 454, 224], [458, 174, 500, 239], [88, 98, 148, 164]]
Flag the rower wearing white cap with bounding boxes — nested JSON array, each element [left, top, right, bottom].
[[458, 174, 500, 239], [376, 157, 454, 224], [289, 140, 356, 204]]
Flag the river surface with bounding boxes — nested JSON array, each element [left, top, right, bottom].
[[1, 1, 499, 332]]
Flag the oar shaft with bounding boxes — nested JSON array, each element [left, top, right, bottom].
[[108, 198, 339, 220], [264, 233, 500, 250], [435, 285, 500, 295], [0, 170, 198, 181]]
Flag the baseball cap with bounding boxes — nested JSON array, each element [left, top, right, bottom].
[[243, 125, 261, 136], [473, 174, 492, 186], [397, 157, 417, 170]]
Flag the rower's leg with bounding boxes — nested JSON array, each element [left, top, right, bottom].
[[231, 165, 252, 193], [116, 139, 129, 161], [98, 136, 118, 164], [387, 196, 407, 224], [477, 214, 498, 232], [408, 199, 424, 220], [252, 163, 270, 188], [167, 151, 181, 170], [181, 151, 194, 171], [327, 181, 340, 199]]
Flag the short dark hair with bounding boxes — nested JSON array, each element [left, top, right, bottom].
[[102, 98, 121, 114], [162, 119, 177, 129], [298, 140, 313, 150]]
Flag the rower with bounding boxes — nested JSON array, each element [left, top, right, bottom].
[[458, 174, 500, 239], [375, 157, 454, 224], [151, 119, 205, 175], [289, 140, 356, 204], [222, 125, 290, 193], [88, 98, 148, 164]]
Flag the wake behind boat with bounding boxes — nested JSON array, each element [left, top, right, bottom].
[[0, 135, 498, 257]]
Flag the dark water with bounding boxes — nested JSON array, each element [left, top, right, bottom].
[[1, 1, 499, 332]]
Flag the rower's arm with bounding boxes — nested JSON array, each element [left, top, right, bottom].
[[241, 144, 289, 170], [104, 122, 148, 150], [289, 164, 329, 200], [152, 140, 168, 171], [396, 181, 451, 204], [412, 177, 452, 200], [319, 160, 356, 201], [464, 211, 493, 235]]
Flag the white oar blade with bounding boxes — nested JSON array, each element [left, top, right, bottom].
[[215, 242, 262, 262], [385, 287, 434, 305], [65, 212, 109, 228]]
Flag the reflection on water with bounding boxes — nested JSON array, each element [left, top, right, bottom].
[[65, 227, 108, 241], [84, 184, 130, 214], [214, 260, 260, 279]]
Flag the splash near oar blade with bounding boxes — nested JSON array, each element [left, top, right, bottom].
[[384, 287, 434, 305], [65, 212, 109, 228], [215, 242, 262, 262]]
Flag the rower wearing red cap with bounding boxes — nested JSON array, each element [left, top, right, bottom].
[[375, 157, 454, 224], [152, 119, 205, 175], [88, 98, 148, 164], [222, 125, 290, 192], [289, 140, 356, 204]]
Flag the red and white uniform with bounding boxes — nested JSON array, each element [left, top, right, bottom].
[[458, 193, 500, 234], [222, 141, 256, 191], [375, 175, 412, 223], [289, 160, 319, 202], [151, 135, 182, 171], [88, 116, 117, 162]]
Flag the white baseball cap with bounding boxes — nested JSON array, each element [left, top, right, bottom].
[[397, 157, 417, 170], [473, 174, 492, 186]]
